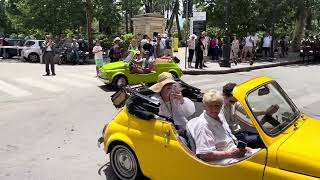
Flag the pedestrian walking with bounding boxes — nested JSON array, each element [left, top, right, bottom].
[[92, 40, 104, 77], [230, 34, 240, 65], [210, 36, 218, 61], [195, 36, 205, 69], [71, 39, 79, 65], [42, 35, 56, 76], [263, 32, 272, 60], [188, 34, 196, 68], [201, 31, 209, 67], [241, 32, 254, 63]]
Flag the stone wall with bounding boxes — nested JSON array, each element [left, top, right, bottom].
[[131, 13, 165, 39]]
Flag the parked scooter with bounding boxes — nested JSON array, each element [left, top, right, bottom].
[[58, 47, 87, 65]]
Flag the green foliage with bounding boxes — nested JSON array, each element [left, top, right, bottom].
[[121, 33, 134, 43], [5, 0, 86, 35], [172, 32, 179, 38], [206, 27, 224, 38], [9, 33, 18, 39]]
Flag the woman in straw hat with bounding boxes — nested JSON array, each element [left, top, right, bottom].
[[111, 37, 122, 62], [150, 72, 195, 131]]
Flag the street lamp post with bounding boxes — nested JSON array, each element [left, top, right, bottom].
[[220, 0, 231, 67], [82, 0, 93, 58]]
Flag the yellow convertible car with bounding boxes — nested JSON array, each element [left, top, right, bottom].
[[98, 76, 320, 180]]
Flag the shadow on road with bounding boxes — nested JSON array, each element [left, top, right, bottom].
[[98, 84, 115, 93], [284, 61, 320, 68], [98, 163, 119, 180]]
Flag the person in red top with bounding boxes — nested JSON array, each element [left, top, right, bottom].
[[210, 36, 218, 61]]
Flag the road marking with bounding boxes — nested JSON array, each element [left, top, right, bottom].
[[15, 78, 64, 92], [187, 79, 215, 86], [0, 80, 32, 97], [293, 93, 320, 108], [198, 81, 228, 92], [65, 74, 102, 84], [45, 77, 92, 88]]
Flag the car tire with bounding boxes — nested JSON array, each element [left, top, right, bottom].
[[2, 52, 9, 59], [28, 53, 40, 63], [112, 75, 128, 90], [110, 144, 144, 180], [170, 71, 178, 79]]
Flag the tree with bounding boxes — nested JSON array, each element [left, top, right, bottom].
[[93, 0, 122, 35], [5, 0, 86, 35], [0, 0, 11, 35]]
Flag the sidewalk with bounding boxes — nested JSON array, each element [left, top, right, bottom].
[[173, 48, 302, 75]]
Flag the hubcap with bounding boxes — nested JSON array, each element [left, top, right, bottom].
[[113, 146, 136, 178], [30, 55, 38, 62], [117, 77, 127, 88]]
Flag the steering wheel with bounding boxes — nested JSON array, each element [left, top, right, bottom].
[[269, 123, 282, 134]]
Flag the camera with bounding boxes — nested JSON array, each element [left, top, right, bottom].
[[237, 141, 247, 149]]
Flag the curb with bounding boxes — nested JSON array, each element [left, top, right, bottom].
[[182, 60, 303, 75]]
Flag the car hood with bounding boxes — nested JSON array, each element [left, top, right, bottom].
[[277, 116, 320, 178], [101, 61, 127, 71]]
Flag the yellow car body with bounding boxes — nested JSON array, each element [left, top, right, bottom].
[[100, 76, 320, 180]]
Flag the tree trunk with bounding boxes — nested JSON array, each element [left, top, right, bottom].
[[125, 12, 129, 34], [129, 0, 133, 33], [291, 8, 310, 52]]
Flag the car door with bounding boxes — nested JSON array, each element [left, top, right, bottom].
[[153, 122, 267, 180]]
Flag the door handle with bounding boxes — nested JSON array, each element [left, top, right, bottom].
[[164, 129, 170, 147]]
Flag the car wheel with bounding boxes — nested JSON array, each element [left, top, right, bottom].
[[112, 75, 128, 90], [110, 144, 144, 180], [170, 71, 178, 79], [2, 52, 9, 59], [28, 53, 40, 63]]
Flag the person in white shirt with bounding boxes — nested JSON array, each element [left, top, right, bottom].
[[263, 33, 272, 59], [150, 72, 195, 132], [187, 90, 257, 164], [241, 32, 254, 63], [92, 40, 104, 76], [42, 35, 55, 76]]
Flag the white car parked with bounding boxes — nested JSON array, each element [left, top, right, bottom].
[[21, 40, 45, 63]]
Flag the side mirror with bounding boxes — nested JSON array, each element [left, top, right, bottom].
[[258, 86, 270, 96]]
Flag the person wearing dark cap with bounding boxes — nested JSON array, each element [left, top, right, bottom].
[[221, 82, 279, 148]]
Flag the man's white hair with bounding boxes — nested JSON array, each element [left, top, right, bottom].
[[202, 89, 224, 106]]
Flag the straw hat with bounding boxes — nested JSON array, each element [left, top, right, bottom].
[[149, 72, 175, 93], [157, 72, 174, 82], [113, 37, 121, 42]]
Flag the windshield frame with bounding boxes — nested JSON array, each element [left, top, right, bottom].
[[245, 80, 301, 137], [123, 51, 135, 63]]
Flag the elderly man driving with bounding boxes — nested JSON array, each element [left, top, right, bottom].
[[187, 90, 258, 164]]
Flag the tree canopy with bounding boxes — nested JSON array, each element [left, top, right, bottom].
[[1, 0, 319, 50]]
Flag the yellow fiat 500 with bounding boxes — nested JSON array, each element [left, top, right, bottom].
[[99, 76, 320, 180]]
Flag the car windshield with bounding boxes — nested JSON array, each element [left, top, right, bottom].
[[123, 52, 134, 62], [246, 81, 300, 136]]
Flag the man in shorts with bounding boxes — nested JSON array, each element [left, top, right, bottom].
[[92, 40, 104, 76]]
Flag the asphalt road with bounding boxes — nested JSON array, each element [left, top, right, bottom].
[[0, 62, 319, 180]]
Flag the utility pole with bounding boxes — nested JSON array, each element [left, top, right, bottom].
[[220, 0, 231, 67]]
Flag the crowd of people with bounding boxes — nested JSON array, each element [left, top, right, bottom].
[[187, 31, 292, 68]]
